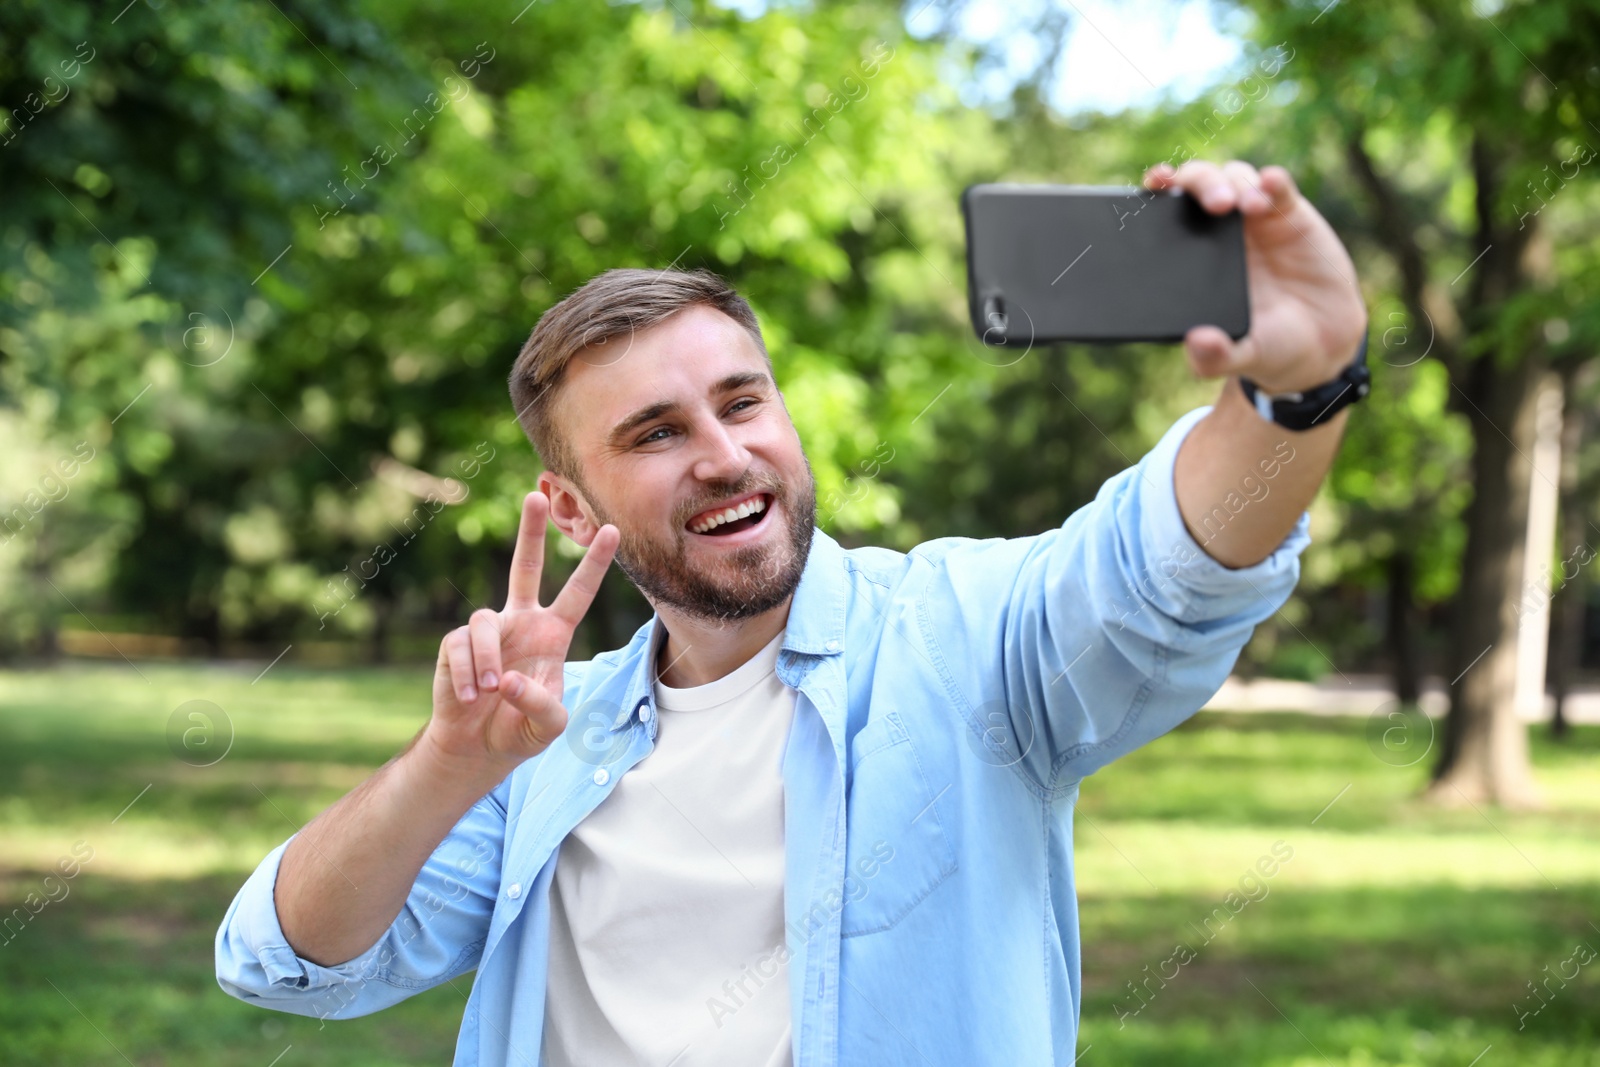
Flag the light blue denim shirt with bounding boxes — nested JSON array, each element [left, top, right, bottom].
[[216, 404, 1312, 1066]]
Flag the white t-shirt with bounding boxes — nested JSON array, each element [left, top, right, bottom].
[[542, 625, 795, 1067]]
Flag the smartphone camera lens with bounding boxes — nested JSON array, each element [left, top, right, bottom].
[[984, 294, 1008, 332]]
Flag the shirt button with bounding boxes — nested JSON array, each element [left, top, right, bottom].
[[825, 639, 840, 652], [506, 883, 522, 900], [593, 768, 610, 786]]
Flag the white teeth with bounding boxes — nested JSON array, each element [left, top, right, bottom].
[[691, 495, 768, 533]]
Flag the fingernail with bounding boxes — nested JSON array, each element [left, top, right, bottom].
[[506, 674, 524, 698], [463, 685, 477, 702], [482, 671, 498, 690]]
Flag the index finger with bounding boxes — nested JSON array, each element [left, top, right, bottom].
[[1145, 159, 1232, 212], [506, 492, 549, 610], [548, 524, 620, 628]]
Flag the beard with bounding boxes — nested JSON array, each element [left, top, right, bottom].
[[585, 459, 817, 625]]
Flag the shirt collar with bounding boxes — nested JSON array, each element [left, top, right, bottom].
[[606, 525, 848, 730]]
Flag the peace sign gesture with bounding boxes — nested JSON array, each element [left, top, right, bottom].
[[424, 492, 620, 776]]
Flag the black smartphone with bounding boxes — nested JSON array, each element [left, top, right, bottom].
[[961, 183, 1250, 346]]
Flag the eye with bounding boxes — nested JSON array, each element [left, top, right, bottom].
[[635, 398, 761, 448], [638, 425, 675, 445]]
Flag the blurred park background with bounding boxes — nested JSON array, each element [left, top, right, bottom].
[[2, 0, 1597, 1063]]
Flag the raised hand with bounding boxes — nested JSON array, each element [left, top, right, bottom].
[[1143, 159, 1368, 395], [424, 491, 620, 776]]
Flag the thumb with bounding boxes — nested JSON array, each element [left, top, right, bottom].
[[1184, 324, 1251, 379], [499, 669, 568, 752]]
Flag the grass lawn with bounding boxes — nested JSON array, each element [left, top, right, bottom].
[[2, 662, 1597, 1065]]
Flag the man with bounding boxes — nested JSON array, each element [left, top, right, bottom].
[[216, 158, 1369, 1065]]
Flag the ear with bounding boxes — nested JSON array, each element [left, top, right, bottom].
[[539, 471, 600, 546]]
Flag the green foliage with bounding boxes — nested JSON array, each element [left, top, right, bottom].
[[0, 0, 426, 650], [0, 0, 1004, 652], [2, 0, 1597, 680]]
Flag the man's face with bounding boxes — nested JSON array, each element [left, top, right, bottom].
[[544, 304, 817, 624]]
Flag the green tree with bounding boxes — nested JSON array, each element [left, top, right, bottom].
[[0, 0, 426, 654], [3, 0, 1009, 662], [1225, 0, 1600, 805]]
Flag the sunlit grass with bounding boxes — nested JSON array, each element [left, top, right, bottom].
[[1075, 713, 1600, 1064], [2, 663, 1596, 1065]]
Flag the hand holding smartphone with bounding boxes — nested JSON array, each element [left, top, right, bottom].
[[962, 183, 1251, 346]]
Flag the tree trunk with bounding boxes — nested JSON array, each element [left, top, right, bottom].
[[1427, 349, 1544, 808], [1547, 538, 1582, 742], [1547, 359, 1596, 739], [1425, 132, 1549, 809], [1386, 549, 1422, 707], [1511, 371, 1563, 725]]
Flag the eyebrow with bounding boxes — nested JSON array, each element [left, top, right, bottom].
[[604, 371, 773, 448]]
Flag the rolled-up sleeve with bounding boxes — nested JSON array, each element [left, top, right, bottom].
[[921, 404, 1312, 790], [215, 779, 508, 1020]]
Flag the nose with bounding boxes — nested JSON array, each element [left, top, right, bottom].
[[691, 414, 753, 484]]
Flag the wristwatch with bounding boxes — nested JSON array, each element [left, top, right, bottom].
[[1238, 326, 1371, 431]]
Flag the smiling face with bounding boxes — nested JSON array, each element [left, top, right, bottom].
[[538, 304, 817, 624]]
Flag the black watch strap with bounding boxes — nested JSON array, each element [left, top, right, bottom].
[[1238, 327, 1371, 431]]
